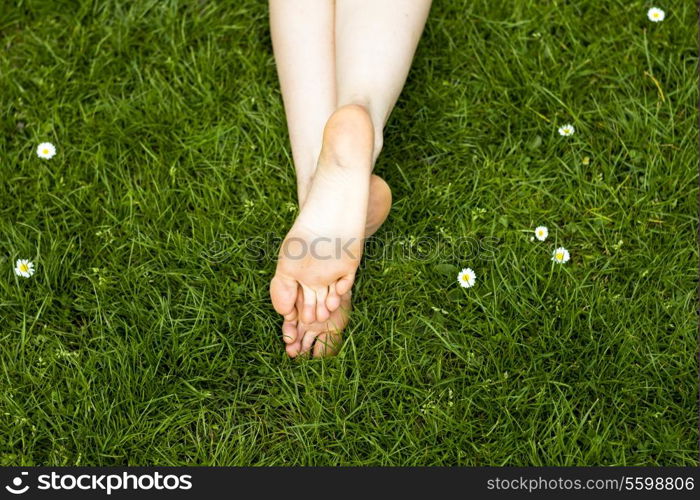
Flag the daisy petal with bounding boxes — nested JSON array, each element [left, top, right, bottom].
[[552, 247, 570, 264], [37, 142, 56, 159], [457, 267, 476, 288]]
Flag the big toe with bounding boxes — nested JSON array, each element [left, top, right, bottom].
[[270, 275, 298, 316]]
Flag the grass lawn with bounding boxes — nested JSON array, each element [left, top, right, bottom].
[[0, 0, 697, 466]]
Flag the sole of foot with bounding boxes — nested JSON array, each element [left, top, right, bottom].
[[283, 175, 392, 358], [271, 104, 376, 352]]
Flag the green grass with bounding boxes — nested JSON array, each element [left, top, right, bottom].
[[0, 0, 697, 466]]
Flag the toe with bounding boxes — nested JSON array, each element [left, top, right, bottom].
[[335, 273, 356, 296], [281, 287, 302, 344], [285, 321, 305, 358], [300, 329, 320, 356], [315, 286, 330, 322], [300, 284, 317, 323], [325, 283, 341, 312], [286, 342, 301, 358], [313, 331, 342, 358], [283, 294, 304, 353], [270, 275, 298, 316], [281, 310, 298, 344]]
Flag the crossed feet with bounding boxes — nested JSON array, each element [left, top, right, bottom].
[[270, 105, 391, 358]]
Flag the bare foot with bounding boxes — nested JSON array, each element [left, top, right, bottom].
[[271, 104, 377, 353], [283, 175, 391, 358]]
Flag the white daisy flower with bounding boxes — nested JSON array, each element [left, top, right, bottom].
[[535, 226, 548, 241], [14, 259, 35, 278], [558, 124, 575, 137], [552, 247, 570, 264], [457, 267, 476, 288], [647, 7, 665, 22], [37, 142, 56, 159]]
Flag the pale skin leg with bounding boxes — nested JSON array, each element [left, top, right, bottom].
[[270, 0, 367, 356], [269, 0, 335, 202], [269, 0, 432, 357], [335, 0, 433, 158]]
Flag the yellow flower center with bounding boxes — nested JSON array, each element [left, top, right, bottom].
[[43, 149, 49, 155], [19, 263, 28, 272], [556, 252, 564, 261]]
